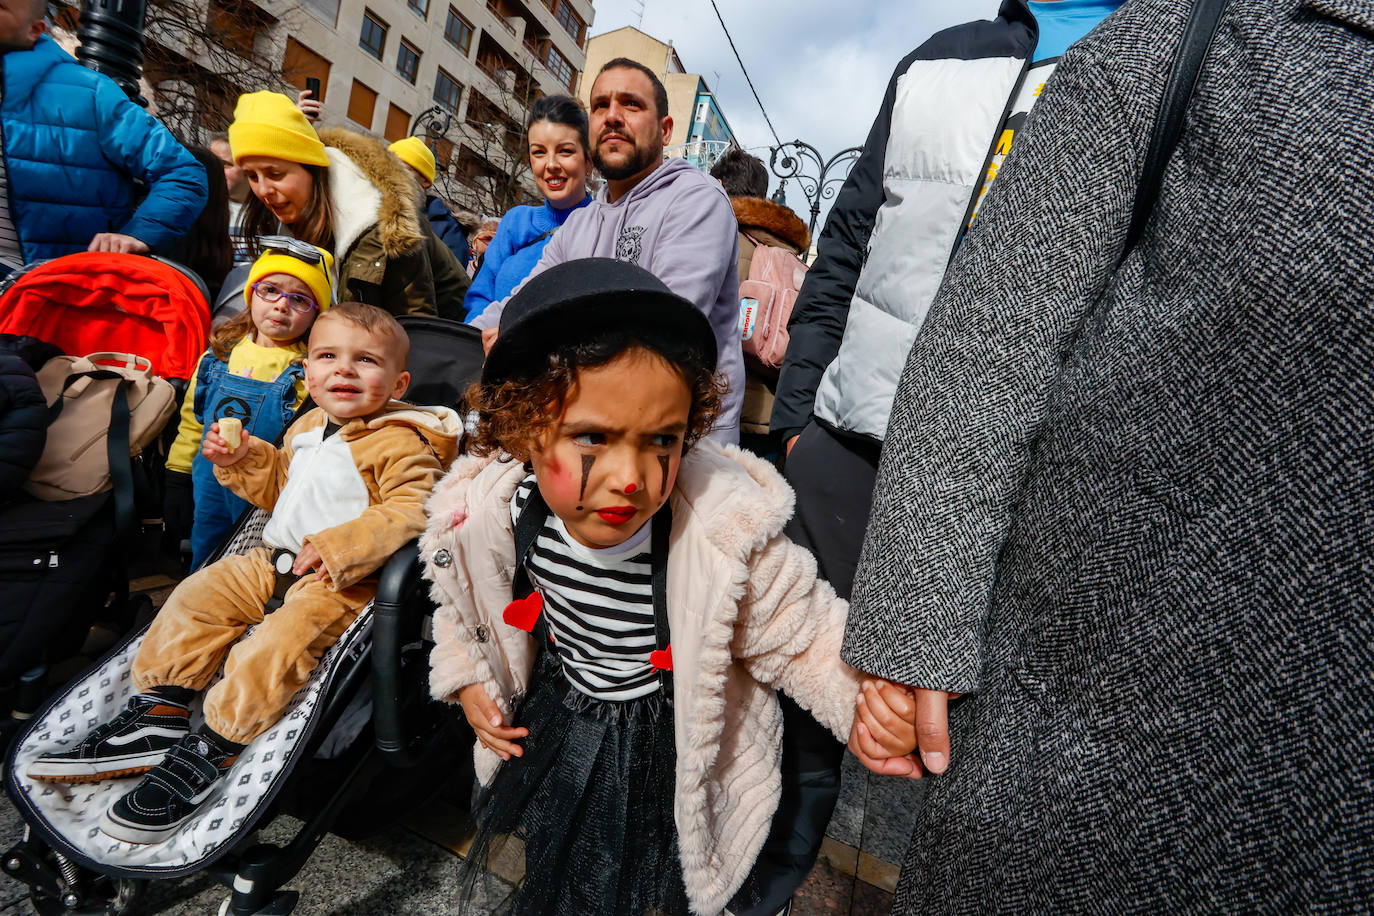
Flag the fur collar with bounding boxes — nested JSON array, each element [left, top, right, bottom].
[[318, 128, 425, 259], [730, 196, 811, 253]]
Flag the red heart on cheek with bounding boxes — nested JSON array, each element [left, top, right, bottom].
[[649, 645, 673, 671], [503, 592, 544, 632]]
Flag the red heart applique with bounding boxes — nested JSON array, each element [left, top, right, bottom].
[[502, 592, 544, 632], [649, 646, 673, 671]]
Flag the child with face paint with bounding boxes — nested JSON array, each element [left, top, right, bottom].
[[421, 258, 863, 916]]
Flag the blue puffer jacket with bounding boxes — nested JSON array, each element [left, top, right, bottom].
[[0, 35, 206, 263]]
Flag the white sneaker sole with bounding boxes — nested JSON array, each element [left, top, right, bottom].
[[27, 749, 172, 783], [99, 804, 199, 845]]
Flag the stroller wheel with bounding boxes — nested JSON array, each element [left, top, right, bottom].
[[28, 869, 143, 916]]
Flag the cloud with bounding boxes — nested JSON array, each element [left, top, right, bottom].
[[587, 0, 1001, 228]]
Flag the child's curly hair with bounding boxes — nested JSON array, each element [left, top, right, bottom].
[[465, 326, 725, 460]]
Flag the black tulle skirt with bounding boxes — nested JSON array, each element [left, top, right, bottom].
[[459, 647, 692, 916]]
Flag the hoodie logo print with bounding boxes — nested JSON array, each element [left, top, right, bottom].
[[615, 226, 646, 263]]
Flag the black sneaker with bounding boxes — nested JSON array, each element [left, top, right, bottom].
[[100, 732, 236, 844], [27, 696, 190, 784]]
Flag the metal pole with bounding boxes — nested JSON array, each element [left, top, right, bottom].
[[76, 0, 148, 106], [768, 139, 862, 239]]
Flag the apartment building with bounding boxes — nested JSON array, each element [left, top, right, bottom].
[[579, 25, 737, 172], [59, 0, 594, 214]]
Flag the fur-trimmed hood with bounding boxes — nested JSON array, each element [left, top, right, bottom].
[[730, 196, 810, 254], [318, 127, 426, 260], [421, 440, 859, 914]]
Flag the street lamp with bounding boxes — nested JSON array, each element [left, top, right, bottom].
[[768, 139, 862, 239], [76, 0, 148, 106], [411, 105, 453, 148]]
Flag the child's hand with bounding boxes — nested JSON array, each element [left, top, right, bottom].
[[458, 683, 528, 761], [855, 679, 918, 758], [292, 542, 333, 587], [202, 422, 251, 467], [846, 678, 923, 763]]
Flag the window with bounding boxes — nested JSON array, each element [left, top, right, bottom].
[[396, 40, 420, 83], [359, 10, 387, 60], [434, 68, 463, 112], [385, 104, 412, 143], [207, 0, 274, 57], [543, 45, 574, 90], [407, 0, 428, 18], [444, 7, 474, 54], [347, 79, 378, 127], [553, 0, 584, 45], [434, 137, 454, 170], [282, 37, 331, 101]]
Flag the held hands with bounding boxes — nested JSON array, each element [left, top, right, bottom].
[[201, 421, 251, 467], [458, 683, 528, 761], [848, 678, 961, 780]]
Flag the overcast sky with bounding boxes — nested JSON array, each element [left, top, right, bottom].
[[586, 0, 1002, 227]]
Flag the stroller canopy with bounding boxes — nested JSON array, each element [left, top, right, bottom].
[[0, 253, 210, 380]]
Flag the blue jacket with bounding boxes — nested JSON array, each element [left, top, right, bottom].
[[0, 35, 206, 263], [426, 194, 471, 267], [462, 196, 590, 321]]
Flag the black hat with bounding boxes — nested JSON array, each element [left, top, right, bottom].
[[482, 258, 718, 385]]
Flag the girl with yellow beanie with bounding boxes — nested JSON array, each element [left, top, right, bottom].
[[227, 90, 468, 318], [165, 238, 333, 566]]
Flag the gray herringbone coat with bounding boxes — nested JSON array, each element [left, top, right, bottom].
[[844, 0, 1374, 910]]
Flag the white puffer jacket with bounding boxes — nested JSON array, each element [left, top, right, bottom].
[[421, 441, 860, 915]]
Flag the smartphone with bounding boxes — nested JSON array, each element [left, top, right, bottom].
[[305, 77, 322, 100]]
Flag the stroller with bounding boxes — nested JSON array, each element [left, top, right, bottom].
[[0, 252, 210, 716], [2, 314, 485, 916]]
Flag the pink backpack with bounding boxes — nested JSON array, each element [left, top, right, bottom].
[[737, 232, 808, 371]]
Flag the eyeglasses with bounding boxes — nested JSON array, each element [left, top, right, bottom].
[[251, 281, 318, 314], [258, 234, 325, 264]]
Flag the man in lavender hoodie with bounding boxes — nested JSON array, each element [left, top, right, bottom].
[[472, 58, 743, 442]]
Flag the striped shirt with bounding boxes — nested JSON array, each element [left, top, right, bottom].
[[0, 105, 24, 272], [511, 475, 660, 701]]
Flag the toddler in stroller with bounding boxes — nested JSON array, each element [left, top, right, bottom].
[[27, 302, 460, 843]]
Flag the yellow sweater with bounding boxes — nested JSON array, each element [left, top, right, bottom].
[[165, 338, 308, 474]]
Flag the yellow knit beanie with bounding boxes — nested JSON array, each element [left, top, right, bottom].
[[229, 91, 330, 167], [245, 243, 336, 314], [389, 136, 437, 184]]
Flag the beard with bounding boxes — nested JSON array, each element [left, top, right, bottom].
[[592, 135, 659, 181]]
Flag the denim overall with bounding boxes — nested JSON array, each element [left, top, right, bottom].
[[189, 351, 303, 566]]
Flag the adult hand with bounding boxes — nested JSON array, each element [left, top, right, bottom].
[[297, 89, 323, 123], [201, 421, 250, 467], [458, 683, 529, 761], [88, 233, 150, 254], [481, 326, 498, 355], [786, 435, 799, 457]]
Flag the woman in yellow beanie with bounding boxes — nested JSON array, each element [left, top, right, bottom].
[[164, 237, 332, 565], [228, 91, 467, 318]]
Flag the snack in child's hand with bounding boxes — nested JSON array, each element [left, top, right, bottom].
[[218, 417, 243, 450]]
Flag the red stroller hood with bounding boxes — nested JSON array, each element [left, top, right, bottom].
[[0, 252, 210, 380]]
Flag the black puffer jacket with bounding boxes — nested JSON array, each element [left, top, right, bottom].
[[0, 350, 48, 499]]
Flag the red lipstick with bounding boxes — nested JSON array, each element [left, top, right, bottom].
[[596, 506, 637, 524]]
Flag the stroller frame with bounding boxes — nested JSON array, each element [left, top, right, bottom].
[[2, 535, 466, 916], [2, 316, 484, 915]]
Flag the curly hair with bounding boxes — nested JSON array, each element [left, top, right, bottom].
[[465, 329, 724, 461]]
